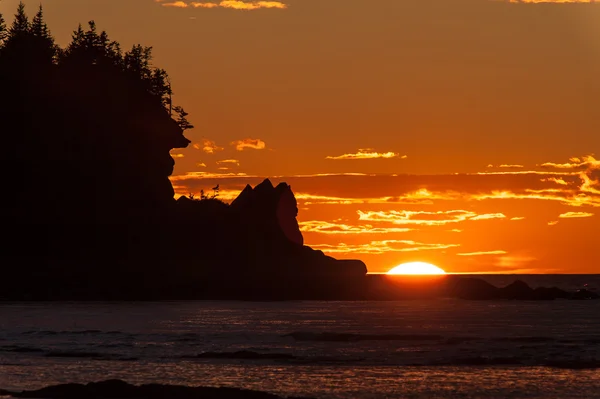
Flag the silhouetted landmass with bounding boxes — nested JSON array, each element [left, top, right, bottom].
[[0, 380, 314, 399], [367, 275, 599, 301], [0, 3, 366, 301], [444, 277, 599, 300]]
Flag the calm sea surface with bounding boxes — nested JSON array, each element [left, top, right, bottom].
[[1, 275, 600, 399]]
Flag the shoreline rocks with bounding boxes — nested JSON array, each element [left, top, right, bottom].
[[0, 380, 314, 399]]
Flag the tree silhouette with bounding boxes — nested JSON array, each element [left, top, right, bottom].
[[173, 105, 195, 131], [0, 2, 193, 226], [1, 2, 30, 63], [9, 2, 29, 34], [30, 5, 56, 64], [0, 11, 6, 44]]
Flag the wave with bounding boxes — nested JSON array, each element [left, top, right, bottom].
[[429, 356, 525, 366], [187, 350, 297, 360], [544, 359, 600, 369], [0, 345, 43, 353], [44, 351, 137, 361], [283, 332, 443, 342], [443, 337, 480, 345], [22, 330, 125, 336], [494, 336, 555, 343]]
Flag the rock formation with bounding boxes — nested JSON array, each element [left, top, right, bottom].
[[0, 379, 313, 399]]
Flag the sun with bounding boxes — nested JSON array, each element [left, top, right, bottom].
[[387, 262, 446, 275]]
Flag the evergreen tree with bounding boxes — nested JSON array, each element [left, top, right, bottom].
[[1, 2, 31, 66], [124, 44, 153, 81], [9, 2, 29, 36], [30, 5, 56, 64], [62, 21, 121, 68], [151, 68, 173, 110], [173, 106, 194, 131], [0, 11, 6, 44]]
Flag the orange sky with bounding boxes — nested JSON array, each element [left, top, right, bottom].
[[2, 0, 599, 273]]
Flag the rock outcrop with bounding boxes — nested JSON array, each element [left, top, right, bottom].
[[0, 379, 313, 399]]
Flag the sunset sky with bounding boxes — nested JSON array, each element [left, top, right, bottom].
[[3, 0, 599, 274]]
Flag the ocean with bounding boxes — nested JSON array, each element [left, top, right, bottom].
[[1, 275, 600, 399]]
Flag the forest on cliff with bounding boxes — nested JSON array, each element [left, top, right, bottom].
[[0, 3, 366, 301]]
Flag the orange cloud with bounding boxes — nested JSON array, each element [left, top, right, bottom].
[[231, 138, 266, 151], [510, 216, 525, 221], [357, 210, 506, 226], [161, 1, 188, 7], [494, 255, 537, 270], [541, 177, 570, 186], [218, 0, 287, 9], [310, 240, 460, 255], [216, 159, 240, 166], [190, 2, 219, 8], [326, 149, 403, 160], [548, 221, 559, 226], [458, 250, 508, 256], [540, 155, 599, 170], [170, 153, 185, 158], [160, 0, 287, 9], [170, 171, 251, 181], [196, 163, 207, 168], [193, 139, 224, 154], [500, 164, 524, 168], [169, 155, 600, 208], [559, 211, 594, 219], [487, 164, 525, 169], [299, 220, 412, 235], [508, 0, 598, 3]]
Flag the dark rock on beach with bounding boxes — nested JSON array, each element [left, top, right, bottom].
[[0, 380, 314, 399]]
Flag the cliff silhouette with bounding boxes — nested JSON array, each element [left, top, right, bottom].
[[0, 4, 366, 300]]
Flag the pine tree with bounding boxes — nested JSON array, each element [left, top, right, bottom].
[[1, 2, 31, 66], [9, 2, 29, 37], [173, 106, 194, 131], [151, 68, 172, 110], [0, 12, 7, 44], [30, 5, 56, 64], [63, 21, 122, 67]]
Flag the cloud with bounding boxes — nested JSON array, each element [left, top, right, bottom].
[[548, 221, 559, 226], [495, 255, 537, 269], [507, 0, 599, 3], [326, 149, 404, 160], [161, 1, 189, 7], [559, 211, 594, 219], [231, 138, 266, 151], [159, 1, 287, 10], [299, 220, 412, 235], [216, 159, 240, 166], [357, 210, 506, 226], [510, 216, 525, 221], [169, 155, 600, 208], [541, 177, 571, 186], [458, 250, 508, 256], [193, 139, 224, 154], [170, 153, 185, 158], [310, 240, 460, 255], [499, 164, 524, 168], [540, 155, 600, 170], [196, 163, 207, 168]]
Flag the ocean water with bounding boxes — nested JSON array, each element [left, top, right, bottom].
[[1, 275, 600, 399]]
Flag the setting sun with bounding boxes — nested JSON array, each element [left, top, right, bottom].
[[387, 262, 446, 275]]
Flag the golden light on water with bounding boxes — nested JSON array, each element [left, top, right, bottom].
[[387, 262, 446, 275]]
